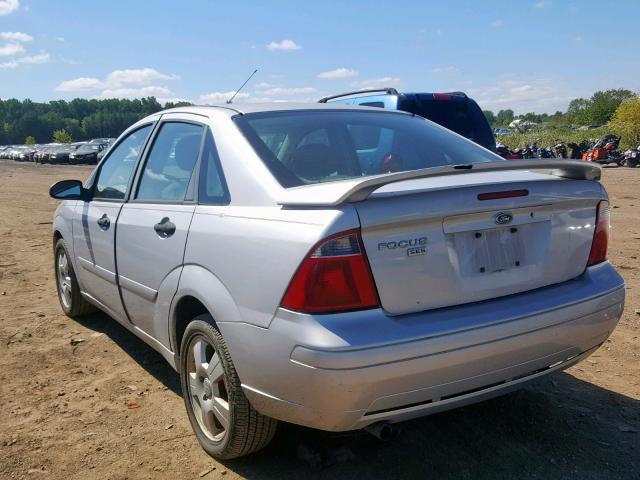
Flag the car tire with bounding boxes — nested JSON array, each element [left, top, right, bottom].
[[179, 315, 277, 459], [54, 238, 96, 317]]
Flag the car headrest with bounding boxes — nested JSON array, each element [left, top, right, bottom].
[[174, 134, 201, 172], [291, 144, 338, 181]]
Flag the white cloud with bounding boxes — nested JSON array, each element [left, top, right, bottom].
[[0, 42, 24, 56], [196, 91, 316, 105], [0, 51, 49, 69], [0, 0, 19, 16], [317, 67, 359, 79], [198, 91, 250, 104], [465, 78, 571, 113], [255, 82, 275, 89], [266, 39, 301, 51], [55, 36, 65, 42], [572, 35, 583, 42], [0, 31, 32, 42], [431, 66, 461, 75], [55, 77, 104, 92], [105, 68, 178, 88], [55, 67, 179, 98], [259, 86, 317, 96], [533, 1, 551, 8], [16, 52, 49, 64], [355, 77, 401, 89], [490, 19, 503, 28], [100, 85, 174, 99]]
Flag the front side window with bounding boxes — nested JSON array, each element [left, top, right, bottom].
[[235, 110, 502, 188], [136, 122, 203, 202], [94, 125, 152, 200]]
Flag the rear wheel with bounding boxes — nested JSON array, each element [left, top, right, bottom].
[[54, 238, 96, 317], [179, 316, 277, 459]]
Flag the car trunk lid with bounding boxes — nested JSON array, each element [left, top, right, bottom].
[[354, 171, 604, 315]]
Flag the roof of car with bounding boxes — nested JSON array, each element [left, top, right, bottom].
[[160, 102, 413, 117]]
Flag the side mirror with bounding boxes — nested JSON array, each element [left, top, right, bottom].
[[49, 179, 88, 200]]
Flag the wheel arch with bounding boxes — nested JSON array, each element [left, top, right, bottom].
[[170, 265, 243, 360], [53, 229, 63, 248]]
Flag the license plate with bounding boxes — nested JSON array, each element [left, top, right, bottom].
[[452, 226, 527, 276]]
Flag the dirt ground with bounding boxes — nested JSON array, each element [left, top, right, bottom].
[[0, 161, 638, 480]]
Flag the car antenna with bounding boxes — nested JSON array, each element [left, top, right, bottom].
[[226, 69, 258, 104]]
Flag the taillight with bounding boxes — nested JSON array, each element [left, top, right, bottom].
[[587, 201, 609, 266], [281, 229, 380, 313]]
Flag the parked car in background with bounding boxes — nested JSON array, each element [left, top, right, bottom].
[[48, 144, 75, 164], [34, 144, 59, 163], [49, 104, 623, 460], [319, 88, 496, 151], [14, 146, 28, 161], [70, 142, 104, 164]]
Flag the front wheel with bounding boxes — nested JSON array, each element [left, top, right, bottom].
[[54, 238, 96, 317], [179, 316, 277, 459]]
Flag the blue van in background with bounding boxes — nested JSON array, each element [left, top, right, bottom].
[[319, 88, 496, 152]]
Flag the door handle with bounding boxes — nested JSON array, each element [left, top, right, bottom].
[[154, 217, 176, 238], [97, 213, 110, 230]]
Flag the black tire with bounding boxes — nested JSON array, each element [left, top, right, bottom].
[[54, 237, 96, 317], [179, 315, 277, 459]]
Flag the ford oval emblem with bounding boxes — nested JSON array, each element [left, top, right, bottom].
[[494, 212, 513, 225]]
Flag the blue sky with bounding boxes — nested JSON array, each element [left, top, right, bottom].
[[1, 0, 639, 113]]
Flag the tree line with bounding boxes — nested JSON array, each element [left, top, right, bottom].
[[483, 89, 637, 127], [0, 97, 191, 145], [1, 88, 637, 145]]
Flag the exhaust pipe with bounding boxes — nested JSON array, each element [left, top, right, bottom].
[[364, 421, 394, 441]]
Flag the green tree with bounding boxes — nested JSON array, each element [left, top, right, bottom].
[[609, 97, 640, 148], [482, 110, 496, 126], [567, 89, 636, 125], [495, 109, 514, 126], [52, 128, 73, 143], [25, 135, 36, 145]]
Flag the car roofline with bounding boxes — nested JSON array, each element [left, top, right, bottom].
[[156, 103, 416, 118]]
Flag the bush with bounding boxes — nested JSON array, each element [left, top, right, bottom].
[[608, 98, 640, 148], [52, 128, 73, 143], [497, 126, 614, 149], [25, 135, 36, 145]]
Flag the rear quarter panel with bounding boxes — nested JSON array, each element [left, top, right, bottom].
[[180, 205, 360, 328]]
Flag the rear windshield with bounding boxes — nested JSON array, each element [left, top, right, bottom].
[[399, 96, 495, 150], [235, 110, 502, 187]]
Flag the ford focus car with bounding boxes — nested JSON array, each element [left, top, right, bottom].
[[49, 104, 624, 459]]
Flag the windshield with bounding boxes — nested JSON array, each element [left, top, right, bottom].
[[235, 110, 502, 187], [80, 145, 100, 151]]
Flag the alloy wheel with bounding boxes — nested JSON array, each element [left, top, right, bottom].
[[186, 336, 230, 442], [56, 250, 72, 309]]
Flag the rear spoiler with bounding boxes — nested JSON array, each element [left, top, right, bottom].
[[277, 159, 601, 207]]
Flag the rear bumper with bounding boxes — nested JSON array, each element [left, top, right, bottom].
[[219, 262, 624, 431]]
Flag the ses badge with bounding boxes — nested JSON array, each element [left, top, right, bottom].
[[378, 237, 428, 257]]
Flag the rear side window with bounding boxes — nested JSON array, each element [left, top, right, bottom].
[[359, 101, 384, 108], [136, 122, 203, 202], [235, 110, 501, 187], [198, 130, 230, 205]]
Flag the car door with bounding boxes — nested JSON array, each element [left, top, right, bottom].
[[72, 123, 154, 321], [115, 115, 205, 341]]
